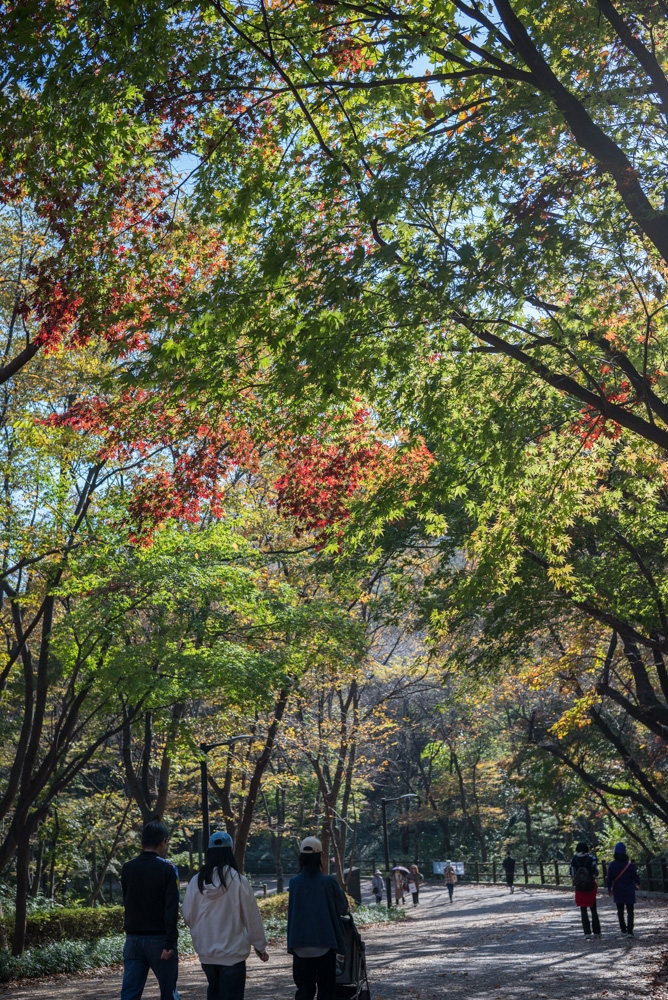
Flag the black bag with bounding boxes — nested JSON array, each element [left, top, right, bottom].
[[573, 857, 595, 892]]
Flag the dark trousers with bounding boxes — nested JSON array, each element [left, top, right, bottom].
[[201, 960, 246, 1000], [616, 902, 634, 934], [121, 935, 180, 1000], [293, 949, 337, 1000], [580, 904, 601, 935], [411, 890, 419, 906], [446, 883, 454, 901]]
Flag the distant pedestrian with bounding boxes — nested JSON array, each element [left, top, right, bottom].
[[287, 836, 348, 1000], [408, 865, 424, 907], [392, 867, 406, 906], [606, 842, 641, 938], [121, 820, 180, 1000], [182, 831, 269, 1000], [371, 870, 384, 905], [502, 851, 516, 894], [569, 841, 600, 939], [443, 862, 457, 903]]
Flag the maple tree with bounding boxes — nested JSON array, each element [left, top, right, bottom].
[[151, 0, 668, 833], [5, 4, 668, 957]]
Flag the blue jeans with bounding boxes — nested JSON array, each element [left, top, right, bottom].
[[121, 935, 180, 1000], [201, 960, 246, 1000]]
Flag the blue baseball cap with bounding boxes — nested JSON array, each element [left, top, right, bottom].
[[615, 842, 626, 854], [208, 831, 233, 848]]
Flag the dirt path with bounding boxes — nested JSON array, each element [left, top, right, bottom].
[[2, 885, 666, 999]]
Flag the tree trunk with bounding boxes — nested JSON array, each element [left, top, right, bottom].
[[12, 827, 31, 955], [234, 690, 288, 872], [0, 898, 7, 951], [399, 798, 410, 853], [30, 838, 44, 898], [270, 831, 284, 892], [89, 798, 131, 905], [90, 841, 97, 907], [524, 804, 533, 848]]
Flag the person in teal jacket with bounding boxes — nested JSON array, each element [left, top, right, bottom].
[[287, 837, 348, 1000]]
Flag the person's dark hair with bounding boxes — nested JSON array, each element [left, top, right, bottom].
[[576, 841, 588, 853], [298, 851, 323, 875], [142, 820, 169, 848], [614, 850, 629, 863], [198, 845, 239, 893]]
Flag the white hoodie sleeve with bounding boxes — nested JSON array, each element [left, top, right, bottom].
[[239, 875, 268, 952], [182, 877, 196, 927]]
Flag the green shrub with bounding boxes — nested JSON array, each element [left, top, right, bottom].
[[255, 893, 404, 943], [352, 904, 406, 927], [0, 901, 403, 982], [0, 934, 125, 983], [0, 922, 196, 983], [2, 905, 125, 948], [257, 894, 289, 920]]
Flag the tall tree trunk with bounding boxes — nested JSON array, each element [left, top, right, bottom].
[[234, 691, 288, 872], [48, 811, 59, 900], [0, 897, 6, 951], [270, 831, 284, 892], [89, 798, 132, 906], [29, 838, 44, 898], [524, 803, 533, 848], [12, 826, 31, 955]]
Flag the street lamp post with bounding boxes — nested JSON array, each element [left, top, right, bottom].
[[381, 793, 418, 906], [200, 735, 254, 847]]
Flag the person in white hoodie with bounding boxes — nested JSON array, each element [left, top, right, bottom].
[[182, 831, 269, 1000]]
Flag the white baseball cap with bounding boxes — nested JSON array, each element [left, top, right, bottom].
[[300, 836, 323, 853]]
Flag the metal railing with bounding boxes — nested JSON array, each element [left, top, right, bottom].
[[458, 857, 668, 893]]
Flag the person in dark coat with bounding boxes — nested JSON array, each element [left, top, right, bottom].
[[121, 820, 180, 1000], [287, 836, 348, 1000], [502, 851, 516, 894], [606, 842, 641, 937], [569, 841, 600, 938]]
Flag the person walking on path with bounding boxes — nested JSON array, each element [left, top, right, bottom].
[[606, 842, 641, 938], [287, 836, 348, 1000], [502, 851, 516, 894], [408, 865, 424, 907], [120, 820, 181, 1000], [443, 862, 457, 903], [182, 831, 269, 1000], [392, 866, 406, 906], [569, 841, 600, 939], [371, 871, 384, 905]]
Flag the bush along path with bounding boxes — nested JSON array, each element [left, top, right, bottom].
[[0, 895, 403, 985], [1, 886, 667, 999]]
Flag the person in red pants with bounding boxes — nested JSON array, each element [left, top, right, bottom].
[[570, 841, 600, 939]]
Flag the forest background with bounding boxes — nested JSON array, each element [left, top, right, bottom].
[[1, 0, 668, 960]]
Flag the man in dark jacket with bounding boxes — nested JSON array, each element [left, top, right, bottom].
[[121, 820, 180, 1000], [287, 837, 348, 1000], [502, 851, 516, 894]]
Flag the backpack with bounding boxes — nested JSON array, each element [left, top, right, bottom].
[[573, 856, 595, 892]]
